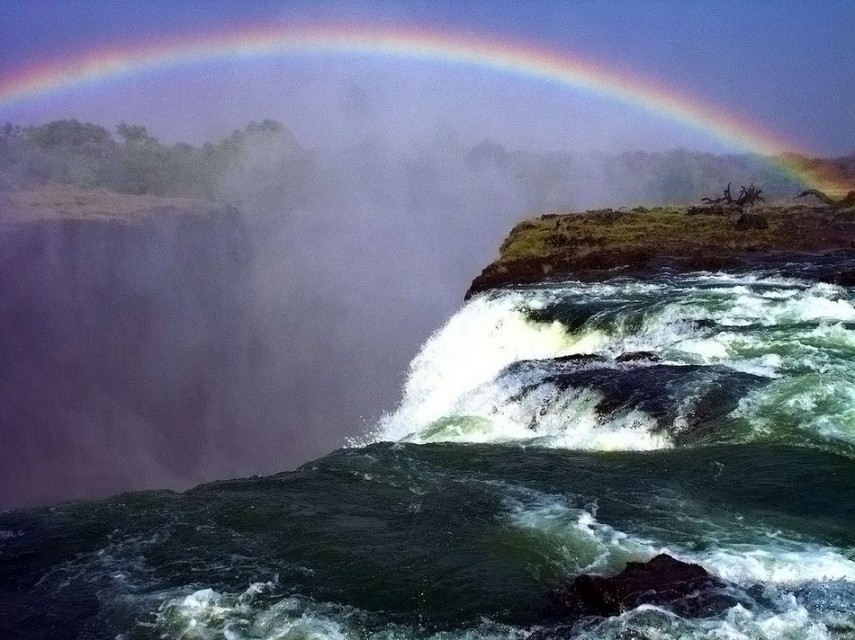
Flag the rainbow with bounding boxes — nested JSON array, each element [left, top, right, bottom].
[[0, 23, 848, 193]]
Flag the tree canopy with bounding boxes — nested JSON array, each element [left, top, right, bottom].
[[0, 118, 300, 198], [1, 118, 851, 205]]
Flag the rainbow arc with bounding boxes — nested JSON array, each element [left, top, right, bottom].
[[0, 24, 848, 192]]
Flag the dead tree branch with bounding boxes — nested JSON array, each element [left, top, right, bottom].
[[796, 189, 855, 208], [701, 182, 764, 207]]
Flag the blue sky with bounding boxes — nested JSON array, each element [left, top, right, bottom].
[[1, 0, 853, 154]]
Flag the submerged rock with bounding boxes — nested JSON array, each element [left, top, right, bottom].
[[615, 351, 660, 363], [822, 268, 855, 287], [499, 361, 765, 445], [552, 554, 738, 620], [552, 354, 609, 366]]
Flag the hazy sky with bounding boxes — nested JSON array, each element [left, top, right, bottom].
[[1, 0, 853, 155]]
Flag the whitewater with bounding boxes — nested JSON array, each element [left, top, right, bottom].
[[2, 265, 855, 639]]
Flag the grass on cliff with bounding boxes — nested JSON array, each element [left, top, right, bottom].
[[498, 204, 855, 268]]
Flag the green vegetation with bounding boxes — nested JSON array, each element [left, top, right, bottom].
[[3, 118, 853, 208], [0, 118, 298, 198], [500, 208, 783, 262], [468, 203, 855, 296]]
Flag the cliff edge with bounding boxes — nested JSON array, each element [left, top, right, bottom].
[[467, 201, 855, 298], [0, 183, 255, 509]]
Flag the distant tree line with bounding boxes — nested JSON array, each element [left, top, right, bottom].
[[0, 118, 298, 198], [1, 118, 852, 206]]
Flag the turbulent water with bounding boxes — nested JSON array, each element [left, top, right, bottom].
[[3, 265, 855, 639]]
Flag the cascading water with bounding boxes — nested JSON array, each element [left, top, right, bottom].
[[2, 265, 854, 640]]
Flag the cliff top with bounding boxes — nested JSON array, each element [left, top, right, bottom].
[[467, 200, 855, 297], [0, 182, 226, 226]]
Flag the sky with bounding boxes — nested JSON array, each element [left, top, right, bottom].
[[1, 0, 853, 156]]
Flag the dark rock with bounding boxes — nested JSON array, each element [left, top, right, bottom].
[[502, 354, 607, 385], [681, 254, 745, 271], [615, 351, 660, 363], [552, 554, 739, 620], [822, 269, 855, 287], [498, 362, 765, 445], [735, 213, 769, 231], [553, 354, 608, 366], [528, 625, 654, 640]]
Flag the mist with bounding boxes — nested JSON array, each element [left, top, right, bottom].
[[0, 116, 819, 509]]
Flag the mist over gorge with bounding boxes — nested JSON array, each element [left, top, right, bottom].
[[1, 119, 851, 508]]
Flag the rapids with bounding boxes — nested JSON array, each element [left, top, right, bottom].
[[2, 266, 854, 639]]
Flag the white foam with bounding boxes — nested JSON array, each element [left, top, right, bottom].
[[153, 504, 855, 640], [159, 588, 235, 636], [808, 321, 855, 347], [691, 273, 811, 288], [157, 587, 356, 640], [697, 546, 855, 584], [584, 599, 837, 640], [504, 490, 855, 588], [370, 292, 606, 444], [360, 272, 855, 450], [524, 279, 671, 302], [156, 584, 526, 640], [735, 372, 855, 443], [696, 283, 855, 327], [636, 281, 854, 338], [503, 491, 659, 575], [395, 369, 670, 450]]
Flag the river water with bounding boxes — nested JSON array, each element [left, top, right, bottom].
[[3, 266, 854, 639]]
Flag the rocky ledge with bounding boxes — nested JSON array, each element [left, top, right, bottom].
[[552, 554, 739, 620], [531, 554, 748, 639], [467, 201, 855, 297]]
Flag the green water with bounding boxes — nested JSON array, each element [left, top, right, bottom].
[[4, 267, 855, 639]]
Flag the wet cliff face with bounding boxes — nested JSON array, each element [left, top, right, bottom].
[[0, 211, 266, 509]]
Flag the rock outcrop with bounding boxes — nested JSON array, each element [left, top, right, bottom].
[[467, 204, 855, 297], [552, 554, 738, 620]]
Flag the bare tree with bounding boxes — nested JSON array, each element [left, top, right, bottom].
[[795, 189, 855, 208], [702, 182, 764, 207]]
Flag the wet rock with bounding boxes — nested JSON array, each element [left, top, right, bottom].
[[497, 362, 765, 445], [553, 554, 738, 620], [615, 351, 660, 363], [502, 353, 607, 383], [552, 354, 608, 366], [822, 269, 855, 287], [735, 213, 769, 231]]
